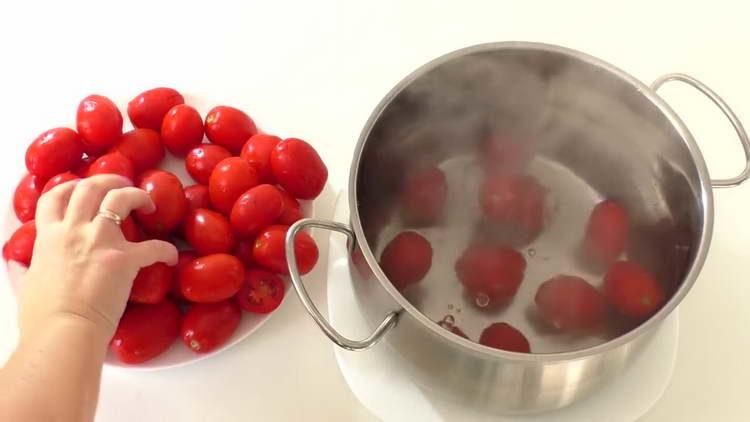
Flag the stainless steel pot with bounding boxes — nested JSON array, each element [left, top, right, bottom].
[[286, 42, 750, 413]]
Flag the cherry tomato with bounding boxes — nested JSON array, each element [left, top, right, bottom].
[[400, 166, 447, 226], [455, 244, 526, 307], [13, 174, 44, 223], [181, 300, 241, 354], [74, 155, 97, 177], [42, 172, 79, 194], [270, 138, 327, 199], [183, 184, 211, 214], [25, 127, 83, 179], [233, 240, 255, 267], [127, 87, 184, 131], [180, 253, 244, 303], [86, 152, 135, 181], [161, 105, 204, 155], [535, 275, 607, 330], [121, 216, 144, 242], [208, 157, 260, 214], [240, 134, 281, 183], [253, 225, 318, 275], [184, 209, 235, 255], [603, 261, 665, 319], [584, 199, 629, 265], [171, 251, 197, 301], [76, 94, 123, 154], [109, 129, 164, 173], [134, 170, 188, 234], [379, 231, 433, 291], [185, 144, 232, 185], [235, 269, 285, 314], [480, 135, 535, 174], [277, 188, 303, 225], [230, 184, 284, 238], [110, 301, 181, 364], [204, 106, 257, 153], [479, 322, 531, 353], [129, 263, 173, 304], [3, 221, 36, 266]]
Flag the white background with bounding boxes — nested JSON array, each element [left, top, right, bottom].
[[0, 1, 749, 420]]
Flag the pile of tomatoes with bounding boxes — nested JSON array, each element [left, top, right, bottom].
[[4, 87, 327, 364], [379, 135, 665, 354]]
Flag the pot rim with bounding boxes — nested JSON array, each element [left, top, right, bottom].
[[348, 41, 713, 363]]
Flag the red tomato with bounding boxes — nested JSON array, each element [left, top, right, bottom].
[[109, 129, 164, 173], [134, 170, 188, 234], [235, 269, 285, 314], [181, 300, 241, 354], [74, 155, 97, 177], [603, 261, 665, 319], [584, 200, 629, 265], [479, 322, 531, 353], [208, 157, 260, 214], [400, 166, 447, 226], [240, 134, 281, 183], [479, 173, 546, 244], [25, 127, 83, 179], [455, 244, 526, 307], [76, 94, 123, 154], [86, 152, 135, 181], [184, 209, 235, 255], [233, 240, 255, 267], [253, 225, 318, 275], [161, 105, 204, 155], [277, 188, 303, 225], [3, 221, 36, 266], [451, 326, 469, 339], [110, 301, 181, 364], [13, 174, 44, 223], [42, 172, 79, 194], [270, 138, 327, 199], [121, 216, 144, 242], [129, 263, 173, 304], [481, 136, 535, 174], [535, 275, 607, 330], [230, 184, 284, 238], [179, 253, 244, 303], [183, 184, 211, 214], [127, 87, 184, 131], [171, 251, 197, 301], [185, 144, 232, 185], [204, 106, 257, 153], [379, 231, 433, 291]]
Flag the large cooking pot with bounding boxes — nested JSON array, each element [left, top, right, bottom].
[[285, 42, 750, 413]]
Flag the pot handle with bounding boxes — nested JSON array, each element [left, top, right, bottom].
[[286, 218, 399, 351], [652, 73, 750, 188]]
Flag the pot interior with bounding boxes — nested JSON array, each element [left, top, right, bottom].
[[354, 44, 707, 353]]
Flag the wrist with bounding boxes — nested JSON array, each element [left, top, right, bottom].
[[20, 312, 113, 352]]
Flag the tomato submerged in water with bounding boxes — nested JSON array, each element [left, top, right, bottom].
[[479, 173, 546, 245], [583, 199, 629, 265], [455, 244, 526, 308], [379, 231, 433, 291], [535, 275, 607, 331], [400, 166, 448, 226], [479, 322, 531, 353], [603, 261, 664, 319]]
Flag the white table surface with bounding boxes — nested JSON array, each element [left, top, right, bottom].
[[0, 1, 749, 420]]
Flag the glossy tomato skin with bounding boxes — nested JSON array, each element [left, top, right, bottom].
[[535, 275, 607, 331], [253, 225, 318, 276], [161, 105, 204, 155], [183, 184, 211, 214], [3, 221, 36, 266], [235, 269, 285, 314], [379, 231, 433, 291], [479, 322, 531, 353], [179, 253, 244, 303], [603, 261, 665, 319], [208, 157, 260, 214], [230, 184, 284, 238], [76, 95, 123, 154], [185, 144, 232, 185], [184, 209, 235, 255], [400, 166, 447, 226], [109, 129, 164, 173], [25, 127, 83, 179], [129, 263, 173, 304], [110, 300, 181, 364], [86, 152, 135, 181], [127, 87, 184, 131], [13, 174, 45, 223], [73, 155, 97, 177], [204, 106, 257, 153], [134, 170, 188, 234], [584, 200, 629, 265], [479, 173, 546, 245], [171, 251, 197, 301], [277, 188, 302, 225], [270, 138, 327, 200], [240, 134, 281, 183], [42, 172, 79, 194], [181, 300, 241, 354], [121, 216, 144, 242], [455, 244, 526, 307]]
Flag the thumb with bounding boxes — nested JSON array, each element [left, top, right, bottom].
[[130, 239, 179, 268]]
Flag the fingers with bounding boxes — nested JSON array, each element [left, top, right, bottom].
[[65, 175, 133, 225], [129, 239, 178, 267], [34, 180, 80, 225], [97, 187, 154, 221]]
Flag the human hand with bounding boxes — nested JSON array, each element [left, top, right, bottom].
[[18, 175, 178, 340]]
